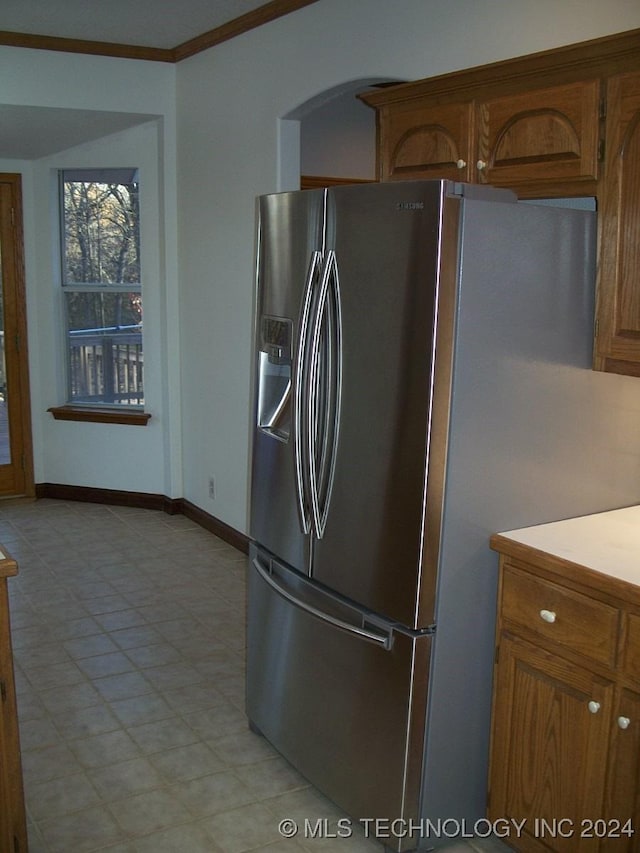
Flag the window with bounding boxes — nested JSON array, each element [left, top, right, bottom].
[[60, 168, 144, 408]]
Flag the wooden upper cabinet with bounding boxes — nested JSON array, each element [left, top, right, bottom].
[[382, 101, 474, 182], [376, 81, 602, 194], [595, 71, 640, 374], [361, 28, 640, 376], [477, 80, 601, 190]]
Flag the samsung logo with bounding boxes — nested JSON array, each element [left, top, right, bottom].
[[397, 201, 424, 210]]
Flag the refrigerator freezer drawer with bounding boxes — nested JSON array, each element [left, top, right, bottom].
[[246, 547, 432, 846]]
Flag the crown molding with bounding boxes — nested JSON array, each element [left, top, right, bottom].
[[0, 29, 174, 62], [0, 0, 320, 63], [173, 0, 320, 61]]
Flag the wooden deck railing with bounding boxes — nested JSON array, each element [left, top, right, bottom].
[[69, 328, 143, 406]]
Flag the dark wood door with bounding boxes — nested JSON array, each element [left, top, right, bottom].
[[0, 175, 34, 498]]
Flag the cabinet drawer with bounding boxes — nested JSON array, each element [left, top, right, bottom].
[[501, 565, 619, 667]]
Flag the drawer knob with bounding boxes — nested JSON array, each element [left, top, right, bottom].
[[588, 701, 601, 714], [476, 159, 487, 171], [618, 716, 631, 730], [539, 609, 556, 624], [456, 159, 467, 170]]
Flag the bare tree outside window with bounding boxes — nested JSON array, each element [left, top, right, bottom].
[[61, 169, 144, 407]]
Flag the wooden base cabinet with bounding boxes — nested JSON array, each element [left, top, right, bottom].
[[488, 511, 640, 853], [490, 633, 614, 852], [0, 549, 28, 853], [604, 687, 640, 852]]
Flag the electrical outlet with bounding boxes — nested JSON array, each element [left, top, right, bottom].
[[208, 477, 215, 499]]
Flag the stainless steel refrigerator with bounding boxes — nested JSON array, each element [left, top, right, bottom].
[[246, 180, 637, 850]]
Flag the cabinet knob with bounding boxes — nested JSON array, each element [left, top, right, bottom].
[[476, 159, 487, 171], [539, 609, 556, 623], [456, 159, 467, 170], [618, 716, 631, 730], [588, 701, 601, 714]]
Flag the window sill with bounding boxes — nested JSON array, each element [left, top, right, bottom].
[[47, 406, 151, 426]]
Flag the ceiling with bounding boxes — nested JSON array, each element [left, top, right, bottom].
[[0, 105, 161, 160], [0, 0, 320, 59], [0, 0, 320, 160]]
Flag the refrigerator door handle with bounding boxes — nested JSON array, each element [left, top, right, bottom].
[[293, 250, 322, 535], [252, 555, 394, 650], [308, 250, 342, 540]]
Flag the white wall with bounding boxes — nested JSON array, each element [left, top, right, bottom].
[[0, 49, 181, 497], [2, 2, 640, 527], [176, 0, 640, 533], [300, 88, 376, 180], [31, 123, 170, 494]]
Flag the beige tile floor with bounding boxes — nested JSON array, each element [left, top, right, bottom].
[[3, 498, 511, 853]]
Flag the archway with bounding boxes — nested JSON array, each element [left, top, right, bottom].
[[278, 78, 402, 191]]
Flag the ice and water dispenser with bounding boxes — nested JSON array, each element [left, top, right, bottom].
[[256, 316, 292, 442]]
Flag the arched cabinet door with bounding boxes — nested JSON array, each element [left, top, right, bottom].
[[595, 71, 640, 374], [382, 101, 474, 182], [477, 80, 601, 191]]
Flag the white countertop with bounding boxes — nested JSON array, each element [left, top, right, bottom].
[[494, 505, 640, 589]]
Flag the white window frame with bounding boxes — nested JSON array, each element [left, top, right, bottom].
[[58, 168, 145, 412]]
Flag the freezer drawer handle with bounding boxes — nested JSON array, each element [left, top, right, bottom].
[[253, 556, 394, 650]]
